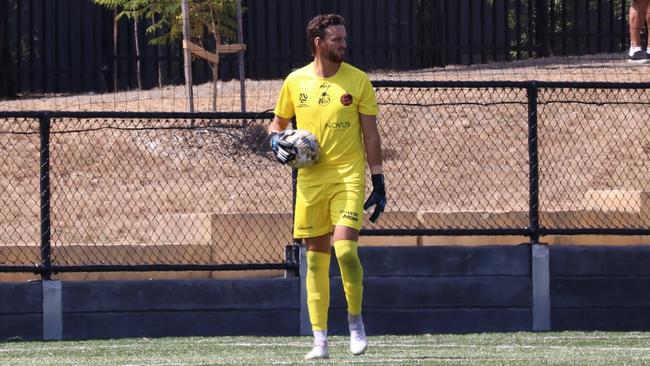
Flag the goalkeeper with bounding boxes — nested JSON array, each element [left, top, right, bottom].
[[268, 13, 386, 361]]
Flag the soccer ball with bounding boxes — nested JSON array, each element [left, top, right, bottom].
[[282, 129, 320, 169]]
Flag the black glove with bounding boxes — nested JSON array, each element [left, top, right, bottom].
[[269, 131, 296, 164], [364, 174, 387, 223]]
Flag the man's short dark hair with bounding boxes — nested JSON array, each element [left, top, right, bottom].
[[307, 14, 346, 55]]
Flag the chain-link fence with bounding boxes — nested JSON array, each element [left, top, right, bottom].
[[1, 81, 649, 277], [1, 112, 294, 276]]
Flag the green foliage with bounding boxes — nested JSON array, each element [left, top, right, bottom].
[[91, 0, 128, 8], [92, 0, 241, 46]]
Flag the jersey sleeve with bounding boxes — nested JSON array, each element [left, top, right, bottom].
[[273, 76, 295, 119], [357, 74, 378, 116]]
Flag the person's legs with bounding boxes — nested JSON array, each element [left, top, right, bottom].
[[295, 183, 333, 360], [629, 0, 649, 62], [331, 183, 368, 355], [639, 0, 650, 53], [305, 234, 332, 335], [333, 235, 363, 316], [630, 0, 643, 49], [332, 227, 368, 355], [303, 234, 332, 360]]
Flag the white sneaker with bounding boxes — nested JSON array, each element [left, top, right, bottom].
[[350, 327, 368, 356], [304, 344, 329, 360], [628, 50, 649, 64], [628, 47, 649, 64]]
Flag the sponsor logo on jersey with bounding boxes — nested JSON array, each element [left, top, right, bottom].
[[297, 225, 313, 231], [325, 121, 351, 129], [340, 210, 359, 222], [340, 93, 353, 106]]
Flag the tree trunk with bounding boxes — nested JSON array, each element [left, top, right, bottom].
[[154, 14, 164, 88], [211, 57, 219, 111], [209, 4, 221, 112], [113, 9, 119, 91], [134, 18, 142, 89]]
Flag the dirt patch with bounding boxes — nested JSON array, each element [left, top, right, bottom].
[[1, 53, 648, 113], [1, 54, 649, 266]]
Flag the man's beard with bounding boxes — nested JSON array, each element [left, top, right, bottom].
[[325, 49, 345, 63]]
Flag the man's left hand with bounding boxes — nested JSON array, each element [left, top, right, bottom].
[[364, 174, 386, 223]]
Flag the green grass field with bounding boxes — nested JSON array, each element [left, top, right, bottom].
[[3, 332, 650, 365]]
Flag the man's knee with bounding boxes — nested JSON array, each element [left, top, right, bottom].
[[334, 240, 360, 265]]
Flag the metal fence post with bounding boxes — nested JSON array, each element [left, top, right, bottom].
[[39, 113, 52, 281], [42, 280, 62, 340], [527, 83, 550, 331]]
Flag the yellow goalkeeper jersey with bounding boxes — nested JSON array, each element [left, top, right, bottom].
[[274, 62, 378, 186]]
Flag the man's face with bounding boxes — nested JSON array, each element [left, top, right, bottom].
[[318, 25, 347, 63]]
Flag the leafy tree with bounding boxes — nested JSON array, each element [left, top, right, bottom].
[[93, 0, 240, 110], [93, 0, 143, 89]]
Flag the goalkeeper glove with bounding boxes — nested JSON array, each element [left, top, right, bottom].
[[364, 174, 387, 223], [269, 131, 296, 164]]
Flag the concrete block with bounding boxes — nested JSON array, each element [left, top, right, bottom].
[[418, 210, 528, 246], [52, 244, 212, 265], [154, 213, 214, 245], [544, 234, 650, 246], [0, 244, 39, 266], [360, 211, 420, 246], [417, 210, 529, 229], [420, 235, 527, 246], [363, 210, 420, 228], [583, 189, 647, 212], [541, 210, 643, 228], [210, 212, 293, 264]]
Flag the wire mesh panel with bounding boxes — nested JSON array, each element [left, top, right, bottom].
[[538, 87, 650, 230], [47, 116, 292, 267], [370, 85, 531, 231], [3, 81, 650, 275], [0, 117, 41, 268]]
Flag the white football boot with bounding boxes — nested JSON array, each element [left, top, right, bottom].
[[304, 344, 329, 360], [305, 330, 329, 360], [349, 314, 368, 356]]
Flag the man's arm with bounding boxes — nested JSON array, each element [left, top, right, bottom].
[[360, 113, 383, 174], [360, 113, 386, 223], [269, 115, 291, 134]]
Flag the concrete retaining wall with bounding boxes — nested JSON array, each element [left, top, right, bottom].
[[3, 244, 650, 340]]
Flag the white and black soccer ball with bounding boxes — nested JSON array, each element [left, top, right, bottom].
[[282, 129, 320, 169]]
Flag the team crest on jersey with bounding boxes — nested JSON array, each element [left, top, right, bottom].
[[319, 93, 331, 106], [318, 82, 331, 106], [340, 93, 353, 106], [297, 92, 309, 107]]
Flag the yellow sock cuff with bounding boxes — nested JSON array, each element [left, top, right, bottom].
[[306, 250, 331, 331]]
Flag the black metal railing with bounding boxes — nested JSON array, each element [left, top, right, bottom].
[[1, 81, 649, 279]]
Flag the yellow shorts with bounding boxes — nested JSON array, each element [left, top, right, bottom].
[[293, 182, 365, 238]]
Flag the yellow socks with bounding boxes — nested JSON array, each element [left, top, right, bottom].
[[306, 250, 331, 331], [306, 241, 364, 331], [334, 240, 364, 316]]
